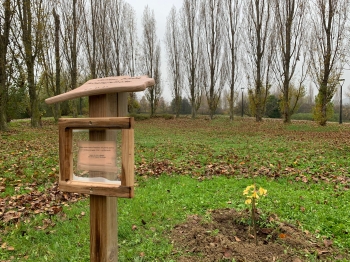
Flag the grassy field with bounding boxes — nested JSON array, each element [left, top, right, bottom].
[[0, 117, 350, 261]]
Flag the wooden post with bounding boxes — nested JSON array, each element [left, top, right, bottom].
[[89, 93, 128, 262], [45, 76, 154, 261]]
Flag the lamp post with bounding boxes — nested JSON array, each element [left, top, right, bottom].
[[339, 79, 345, 124], [241, 88, 244, 118]]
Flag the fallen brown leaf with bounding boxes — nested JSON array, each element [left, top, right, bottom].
[[223, 248, 232, 258], [234, 236, 241, 242], [279, 233, 287, 239], [317, 249, 330, 255], [323, 239, 333, 247]]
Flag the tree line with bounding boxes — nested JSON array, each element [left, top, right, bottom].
[[165, 0, 349, 125], [0, 0, 162, 130], [0, 0, 349, 131]]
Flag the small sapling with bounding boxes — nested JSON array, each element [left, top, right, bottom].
[[243, 184, 267, 245]]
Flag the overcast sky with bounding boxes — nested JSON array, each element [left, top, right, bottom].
[[124, 0, 350, 104], [125, 0, 184, 102]]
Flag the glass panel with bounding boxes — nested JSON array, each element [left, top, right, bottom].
[[72, 129, 121, 184]]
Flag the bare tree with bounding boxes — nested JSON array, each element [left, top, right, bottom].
[[180, 0, 202, 119], [223, 0, 242, 121], [244, 0, 274, 122], [108, 0, 137, 77], [96, 0, 111, 77], [122, 3, 138, 77], [151, 42, 162, 112], [165, 6, 182, 118], [81, 0, 98, 79], [53, 8, 60, 121], [272, 0, 308, 123], [121, 3, 138, 113], [309, 0, 349, 125], [200, 0, 226, 119], [0, 0, 12, 130], [15, 0, 49, 127], [40, 6, 61, 122], [140, 6, 162, 117], [109, 0, 126, 76], [60, 0, 84, 116]]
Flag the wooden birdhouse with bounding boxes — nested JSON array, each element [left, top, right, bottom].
[[45, 76, 154, 198]]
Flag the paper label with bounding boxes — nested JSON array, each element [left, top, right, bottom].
[[77, 141, 117, 172]]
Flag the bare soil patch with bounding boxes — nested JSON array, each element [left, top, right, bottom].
[[170, 208, 348, 262]]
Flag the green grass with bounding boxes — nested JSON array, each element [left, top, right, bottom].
[[291, 113, 314, 121], [1, 117, 350, 261], [1, 176, 349, 261]]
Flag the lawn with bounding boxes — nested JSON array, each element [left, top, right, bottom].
[[0, 117, 349, 261]]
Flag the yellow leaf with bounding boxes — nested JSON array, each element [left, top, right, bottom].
[[243, 185, 254, 195], [259, 187, 267, 196], [245, 199, 252, 205]]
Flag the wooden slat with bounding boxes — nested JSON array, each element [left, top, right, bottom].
[[121, 129, 134, 185], [59, 117, 132, 129], [121, 129, 134, 198], [89, 93, 120, 262], [58, 117, 134, 191], [45, 76, 154, 104], [59, 181, 132, 198], [59, 125, 72, 182]]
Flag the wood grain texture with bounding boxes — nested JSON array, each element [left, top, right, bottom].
[[50, 76, 140, 261], [58, 125, 72, 181], [89, 94, 118, 262], [56, 92, 135, 261], [45, 75, 154, 104], [59, 181, 132, 197], [121, 129, 134, 198], [59, 117, 132, 129], [57, 116, 134, 194], [89, 93, 129, 262]]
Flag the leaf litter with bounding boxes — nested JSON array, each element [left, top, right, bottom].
[[0, 181, 85, 224], [0, 120, 86, 226], [1, 118, 350, 261]]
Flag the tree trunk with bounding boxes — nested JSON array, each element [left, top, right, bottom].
[[175, 95, 181, 118], [0, 70, 7, 130], [71, 0, 78, 117], [53, 9, 61, 122], [191, 88, 196, 119], [229, 84, 234, 121], [0, 50, 8, 130], [283, 82, 291, 124], [320, 82, 328, 126], [28, 65, 41, 127], [255, 79, 263, 122], [0, 0, 12, 131], [17, 0, 42, 128]]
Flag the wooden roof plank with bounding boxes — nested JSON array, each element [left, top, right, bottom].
[[45, 75, 155, 104]]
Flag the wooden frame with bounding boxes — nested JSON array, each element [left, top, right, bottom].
[[58, 117, 134, 198]]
